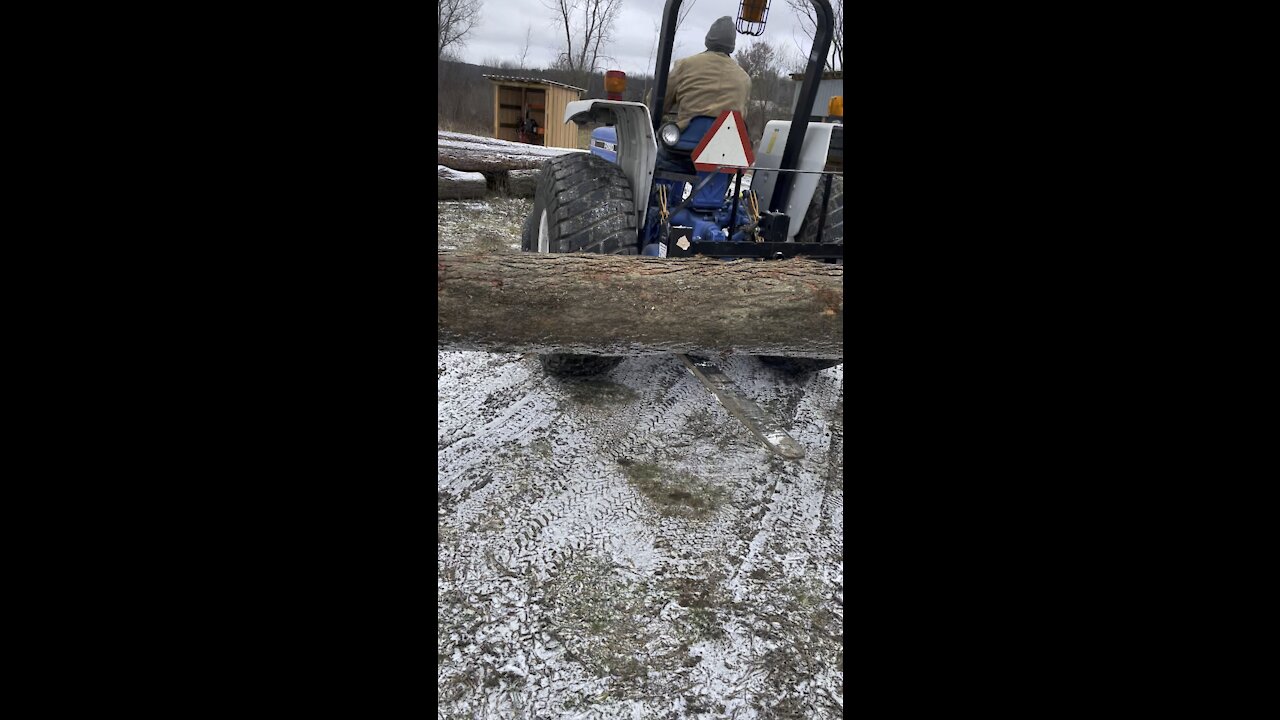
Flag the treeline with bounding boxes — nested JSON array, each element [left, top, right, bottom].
[[438, 46, 806, 144]]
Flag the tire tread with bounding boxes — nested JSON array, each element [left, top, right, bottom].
[[526, 153, 638, 376]]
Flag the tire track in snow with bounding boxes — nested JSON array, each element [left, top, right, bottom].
[[438, 352, 844, 718], [490, 356, 694, 584]]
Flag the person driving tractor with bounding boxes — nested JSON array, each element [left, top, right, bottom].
[[664, 16, 751, 130], [655, 16, 751, 171]]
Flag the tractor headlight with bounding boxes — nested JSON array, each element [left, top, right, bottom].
[[659, 123, 681, 148]]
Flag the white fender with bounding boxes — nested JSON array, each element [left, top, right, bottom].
[[749, 121, 836, 240]]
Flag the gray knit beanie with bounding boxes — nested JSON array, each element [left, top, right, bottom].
[[705, 16, 736, 54]]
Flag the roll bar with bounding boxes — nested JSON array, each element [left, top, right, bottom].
[[648, 0, 835, 213]]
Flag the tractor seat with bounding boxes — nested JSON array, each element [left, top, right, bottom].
[[665, 116, 716, 154], [655, 116, 732, 214]]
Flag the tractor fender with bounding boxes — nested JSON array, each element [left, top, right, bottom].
[[749, 121, 837, 240], [563, 99, 656, 235]]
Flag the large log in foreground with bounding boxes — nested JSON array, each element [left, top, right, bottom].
[[438, 251, 843, 359]]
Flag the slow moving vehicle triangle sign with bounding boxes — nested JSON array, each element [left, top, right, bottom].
[[691, 110, 755, 173]]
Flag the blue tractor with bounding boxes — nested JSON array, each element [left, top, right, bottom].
[[521, 0, 843, 377]]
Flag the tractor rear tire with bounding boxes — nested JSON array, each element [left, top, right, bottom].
[[531, 153, 638, 254], [760, 175, 843, 375], [797, 175, 843, 252], [526, 152, 638, 377]]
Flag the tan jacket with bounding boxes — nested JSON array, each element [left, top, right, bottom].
[[662, 51, 751, 131]]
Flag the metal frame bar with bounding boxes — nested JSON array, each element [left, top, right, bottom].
[[649, 0, 684, 132], [729, 170, 743, 233], [666, 241, 843, 259], [767, 0, 834, 212]]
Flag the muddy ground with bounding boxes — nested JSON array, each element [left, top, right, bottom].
[[438, 194, 844, 719]]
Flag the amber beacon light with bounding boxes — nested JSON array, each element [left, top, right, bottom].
[[605, 70, 626, 101], [737, 0, 769, 35]]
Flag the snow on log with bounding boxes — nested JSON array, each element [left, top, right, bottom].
[[437, 251, 843, 359], [438, 130, 585, 172], [437, 165, 487, 200]]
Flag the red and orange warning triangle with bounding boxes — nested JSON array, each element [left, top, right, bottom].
[[691, 110, 755, 173]]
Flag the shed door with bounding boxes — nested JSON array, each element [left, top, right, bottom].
[[497, 85, 546, 145]]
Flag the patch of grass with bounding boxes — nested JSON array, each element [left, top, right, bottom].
[[657, 567, 730, 644], [684, 606, 724, 641], [684, 408, 714, 429], [437, 196, 534, 253], [436, 594, 488, 706], [437, 523, 455, 546], [665, 566, 728, 609], [683, 407, 737, 451], [541, 555, 651, 689], [620, 460, 726, 519], [438, 117, 491, 137], [746, 576, 843, 717]]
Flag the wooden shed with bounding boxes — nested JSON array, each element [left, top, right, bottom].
[[484, 75, 585, 150]]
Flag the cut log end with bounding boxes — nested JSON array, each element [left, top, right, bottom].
[[437, 165, 487, 200]]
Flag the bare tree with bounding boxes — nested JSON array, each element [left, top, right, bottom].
[[482, 56, 521, 71], [518, 25, 533, 70], [544, 0, 624, 88], [675, 0, 698, 33], [735, 40, 787, 143], [784, 0, 842, 71], [641, 18, 669, 101], [439, 0, 484, 60], [779, 44, 807, 76]]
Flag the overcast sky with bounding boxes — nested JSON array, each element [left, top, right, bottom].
[[453, 0, 827, 77]]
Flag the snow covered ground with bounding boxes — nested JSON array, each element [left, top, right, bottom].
[[438, 195, 844, 719]]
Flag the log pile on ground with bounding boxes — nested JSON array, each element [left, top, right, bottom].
[[438, 130, 584, 172], [437, 250, 844, 359], [437, 165, 487, 200], [505, 169, 539, 197], [436, 131, 581, 198]]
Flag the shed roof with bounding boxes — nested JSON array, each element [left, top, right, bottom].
[[483, 75, 586, 93]]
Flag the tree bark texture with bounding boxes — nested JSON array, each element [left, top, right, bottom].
[[438, 131, 585, 172], [505, 169, 539, 197], [437, 165, 487, 199], [438, 251, 843, 359]]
